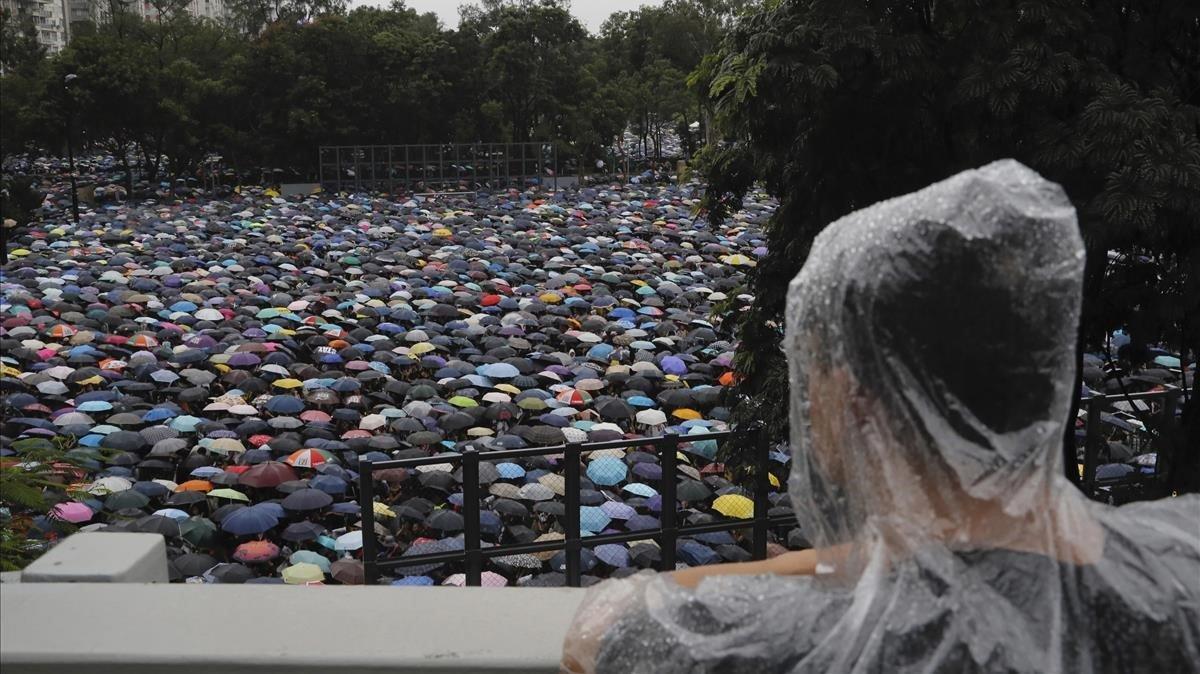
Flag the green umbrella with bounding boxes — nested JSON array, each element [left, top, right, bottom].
[[179, 516, 218, 548], [208, 488, 250, 502], [448, 395, 478, 408], [289, 549, 332, 572]]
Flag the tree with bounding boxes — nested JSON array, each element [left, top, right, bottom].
[[699, 0, 1200, 488], [459, 0, 590, 144]]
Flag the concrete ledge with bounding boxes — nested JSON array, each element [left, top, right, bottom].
[[0, 583, 586, 673], [20, 533, 168, 583]]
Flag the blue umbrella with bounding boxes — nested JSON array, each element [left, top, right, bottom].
[[266, 396, 305, 414], [392, 576, 435, 586], [622, 482, 658, 498], [550, 548, 597, 572], [594, 543, 630, 568], [477, 363, 519, 379], [250, 501, 286, 519], [309, 474, 348, 495], [693, 530, 736, 546], [479, 510, 503, 536], [586, 457, 627, 486], [142, 408, 178, 422], [220, 506, 279, 535], [579, 506, 611, 533], [77, 400, 114, 412], [626, 514, 660, 531], [660, 356, 687, 375], [600, 501, 636, 520], [677, 540, 720, 566], [495, 463, 526, 479]]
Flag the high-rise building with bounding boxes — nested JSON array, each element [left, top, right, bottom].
[[0, 0, 71, 53], [1, 0, 230, 55]]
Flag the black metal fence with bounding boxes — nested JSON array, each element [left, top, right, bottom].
[[1079, 389, 1183, 501], [357, 430, 797, 586], [318, 142, 558, 194]]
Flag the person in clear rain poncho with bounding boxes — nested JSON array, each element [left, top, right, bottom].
[[562, 160, 1200, 673]]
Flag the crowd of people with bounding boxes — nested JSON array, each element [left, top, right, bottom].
[[1, 164, 803, 586]]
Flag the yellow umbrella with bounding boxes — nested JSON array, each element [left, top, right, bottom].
[[539, 292, 562, 304], [712, 494, 754, 519], [1, 365, 21, 377], [722, 254, 755, 267], [208, 438, 246, 455], [433, 228, 453, 237], [272, 378, 303, 389], [282, 563, 325, 585], [208, 488, 249, 502], [493, 383, 521, 395], [373, 501, 396, 519], [672, 408, 702, 420], [409, 342, 436, 355]]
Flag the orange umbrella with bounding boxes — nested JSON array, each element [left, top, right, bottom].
[[129, 334, 159, 348], [233, 540, 280, 563], [175, 479, 213, 492], [285, 449, 328, 468]]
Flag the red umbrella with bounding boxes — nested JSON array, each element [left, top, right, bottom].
[[233, 540, 280, 563], [238, 461, 298, 488]]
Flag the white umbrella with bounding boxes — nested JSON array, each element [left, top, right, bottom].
[[335, 530, 364, 551], [86, 476, 133, 495], [359, 414, 387, 430], [636, 409, 668, 426]]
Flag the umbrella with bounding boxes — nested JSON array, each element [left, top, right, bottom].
[[233, 540, 280, 563], [330, 559, 365, 585], [281, 521, 327, 542], [220, 506, 279, 535], [282, 488, 334, 511], [335, 530, 364, 551], [712, 494, 754, 519], [282, 563, 326, 584]]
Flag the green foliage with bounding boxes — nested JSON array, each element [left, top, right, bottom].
[[0, 439, 84, 571], [701, 0, 1200, 474]]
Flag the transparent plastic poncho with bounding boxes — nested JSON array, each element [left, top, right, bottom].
[[562, 160, 1200, 673]]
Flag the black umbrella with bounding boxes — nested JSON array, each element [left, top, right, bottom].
[[281, 488, 334, 511], [426, 509, 465, 532], [173, 552, 219, 577], [281, 520, 327, 542]]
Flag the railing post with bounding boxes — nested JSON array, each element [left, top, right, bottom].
[[659, 434, 678, 572], [358, 459, 378, 585], [752, 428, 769, 560], [564, 442, 582, 587], [462, 449, 482, 587], [1156, 391, 1182, 494], [1082, 396, 1104, 498]]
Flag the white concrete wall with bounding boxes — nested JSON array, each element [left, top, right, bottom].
[[0, 583, 586, 673]]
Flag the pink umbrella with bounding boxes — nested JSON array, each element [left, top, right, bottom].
[[52, 502, 94, 523], [233, 540, 280, 563]]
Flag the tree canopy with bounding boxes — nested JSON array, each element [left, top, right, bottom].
[[0, 0, 736, 180], [697, 0, 1198, 485]]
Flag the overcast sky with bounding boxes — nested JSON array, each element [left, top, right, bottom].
[[353, 0, 666, 33]]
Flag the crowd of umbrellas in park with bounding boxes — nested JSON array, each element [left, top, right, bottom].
[[1, 169, 810, 586]]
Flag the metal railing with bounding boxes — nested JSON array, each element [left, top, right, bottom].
[[318, 142, 558, 194], [1080, 389, 1183, 500], [356, 430, 797, 586]]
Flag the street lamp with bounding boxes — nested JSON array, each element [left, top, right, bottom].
[[64, 73, 80, 224]]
